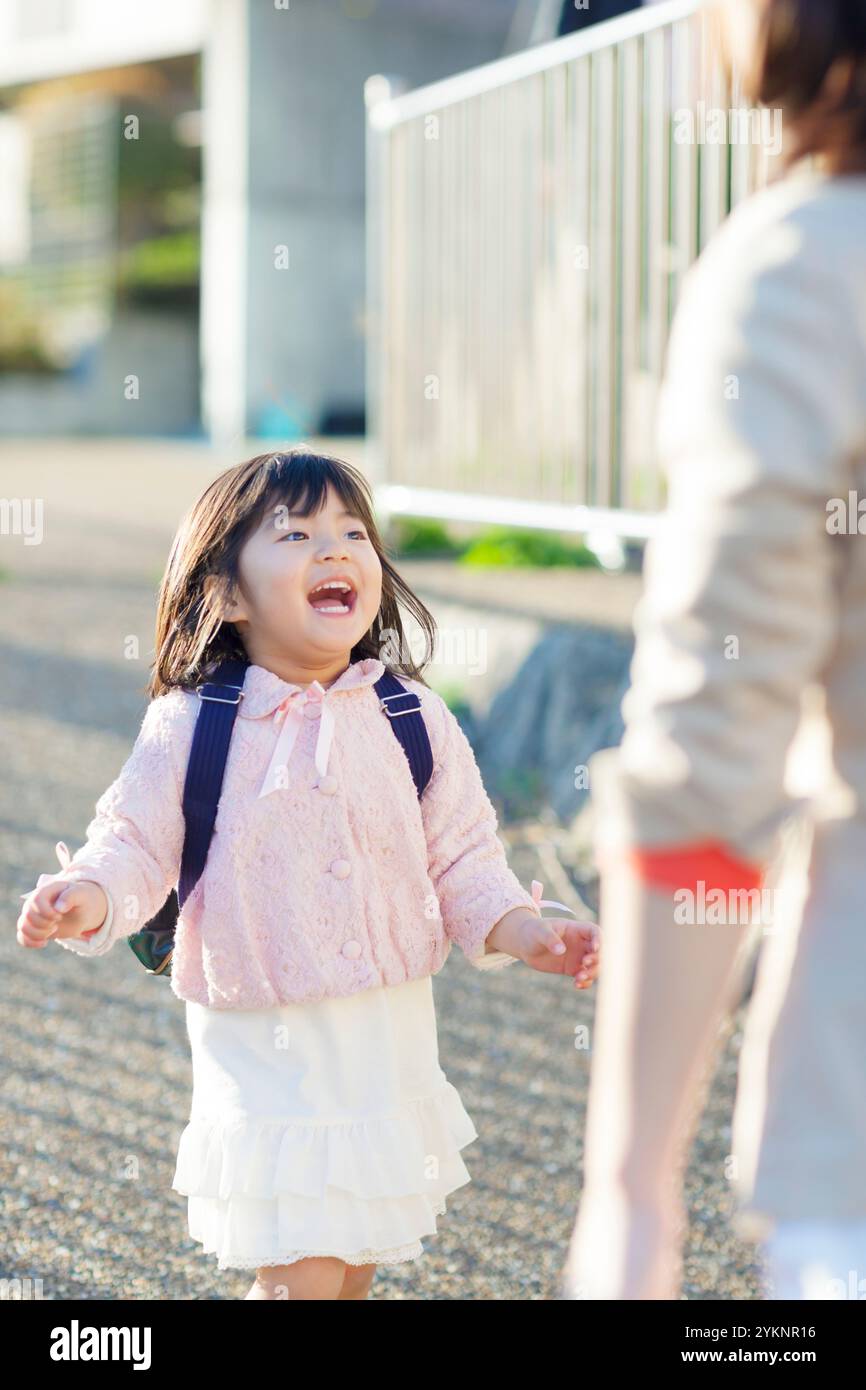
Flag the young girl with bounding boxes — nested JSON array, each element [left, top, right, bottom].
[[17, 446, 600, 1300]]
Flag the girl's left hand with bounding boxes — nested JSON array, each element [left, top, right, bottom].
[[517, 915, 600, 989]]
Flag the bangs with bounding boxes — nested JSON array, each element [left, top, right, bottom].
[[243, 451, 374, 540]]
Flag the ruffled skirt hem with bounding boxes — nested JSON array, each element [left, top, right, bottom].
[[172, 1081, 479, 1270], [185, 1196, 451, 1270], [172, 1082, 478, 1199]]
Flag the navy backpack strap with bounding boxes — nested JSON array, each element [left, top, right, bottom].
[[374, 670, 434, 800], [178, 657, 249, 907]]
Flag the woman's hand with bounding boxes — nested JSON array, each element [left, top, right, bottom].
[[17, 878, 108, 948], [517, 913, 600, 988]]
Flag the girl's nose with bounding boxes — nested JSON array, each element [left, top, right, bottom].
[[315, 546, 350, 562]]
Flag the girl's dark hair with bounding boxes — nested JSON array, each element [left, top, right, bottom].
[[146, 446, 437, 699], [747, 0, 866, 167]]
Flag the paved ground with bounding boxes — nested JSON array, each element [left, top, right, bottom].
[[0, 440, 766, 1300]]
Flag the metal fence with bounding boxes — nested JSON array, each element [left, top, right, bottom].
[[365, 0, 783, 549]]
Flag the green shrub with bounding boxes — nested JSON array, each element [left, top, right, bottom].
[[116, 231, 200, 298], [390, 517, 464, 557], [458, 525, 601, 569], [388, 516, 603, 569]]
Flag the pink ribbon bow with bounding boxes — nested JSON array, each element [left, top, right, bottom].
[[530, 879, 578, 917], [259, 681, 335, 798]]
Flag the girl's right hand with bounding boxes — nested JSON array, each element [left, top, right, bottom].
[[17, 878, 109, 948]]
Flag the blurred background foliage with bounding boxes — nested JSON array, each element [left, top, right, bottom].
[[390, 516, 602, 569]]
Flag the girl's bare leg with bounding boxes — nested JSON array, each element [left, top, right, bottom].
[[338, 1262, 377, 1299], [244, 1256, 347, 1300]]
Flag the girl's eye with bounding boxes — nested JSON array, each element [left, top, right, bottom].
[[279, 530, 368, 541]]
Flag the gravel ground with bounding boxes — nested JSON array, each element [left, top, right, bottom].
[[0, 443, 766, 1300]]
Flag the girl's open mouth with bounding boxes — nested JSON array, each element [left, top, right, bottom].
[[306, 582, 358, 617]]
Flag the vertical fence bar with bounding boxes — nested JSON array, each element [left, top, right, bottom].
[[573, 54, 592, 508], [590, 42, 616, 508], [619, 36, 641, 512]]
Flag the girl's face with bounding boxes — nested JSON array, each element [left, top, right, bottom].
[[218, 483, 383, 679]]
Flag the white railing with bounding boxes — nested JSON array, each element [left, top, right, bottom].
[[365, 0, 782, 549]]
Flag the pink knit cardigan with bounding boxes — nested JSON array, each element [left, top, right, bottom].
[[41, 658, 543, 1008]]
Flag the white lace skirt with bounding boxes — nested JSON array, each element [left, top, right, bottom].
[[170, 974, 479, 1270]]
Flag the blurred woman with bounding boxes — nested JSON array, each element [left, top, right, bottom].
[[563, 0, 866, 1299]]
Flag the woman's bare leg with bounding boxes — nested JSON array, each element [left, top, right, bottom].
[[244, 1256, 347, 1300]]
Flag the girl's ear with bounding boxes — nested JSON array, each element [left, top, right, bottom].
[[203, 572, 244, 623]]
